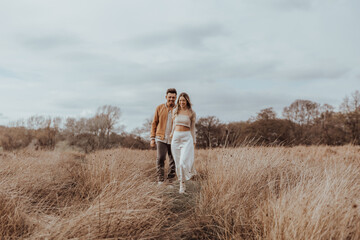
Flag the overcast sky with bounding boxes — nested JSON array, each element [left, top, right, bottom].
[[0, 0, 359, 131]]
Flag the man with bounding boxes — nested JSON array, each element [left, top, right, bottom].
[[150, 88, 177, 184]]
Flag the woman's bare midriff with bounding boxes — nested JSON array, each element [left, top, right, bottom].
[[175, 125, 190, 131]]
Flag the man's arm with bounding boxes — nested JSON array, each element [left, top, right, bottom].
[[150, 106, 159, 147]]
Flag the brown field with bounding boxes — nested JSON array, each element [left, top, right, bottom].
[[0, 146, 359, 239]]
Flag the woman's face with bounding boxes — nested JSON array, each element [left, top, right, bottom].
[[179, 96, 187, 109]]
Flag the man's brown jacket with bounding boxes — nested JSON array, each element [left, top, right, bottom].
[[150, 103, 172, 141]]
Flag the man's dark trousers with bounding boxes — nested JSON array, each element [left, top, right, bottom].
[[156, 141, 176, 182]]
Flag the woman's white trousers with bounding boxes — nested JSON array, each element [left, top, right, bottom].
[[171, 131, 196, 182]]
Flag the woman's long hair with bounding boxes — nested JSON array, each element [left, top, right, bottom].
[[173, 92, 194, 118]]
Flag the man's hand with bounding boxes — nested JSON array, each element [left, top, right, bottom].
[[150, 139, 156, 148]]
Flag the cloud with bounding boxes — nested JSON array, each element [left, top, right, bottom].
[[0, 0, 358, 131], [249, 0, 313, 10], [55, 99, 97, 111], [95, 57, 350, 89], [115, 85, 293, 131], [278, 67, 349, 81], [87, 56, 279, 90], [273, 0, 312, 10], [0, 66, 18, 78], [267, 59, 351, 81], [124, 24, 228, 50], [19, 33, 83, 50], [192, 84, 291, 121], [0, 113, 8, 125]]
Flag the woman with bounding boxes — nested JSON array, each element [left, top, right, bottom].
[[170, 92, 196, 194]]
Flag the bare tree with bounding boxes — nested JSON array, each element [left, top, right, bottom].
[[64, 117, 88, 135], [340, 90, 360, 144], [256, 107, 277, 121], [283, 99, 320, 125], [27, 115, 43, 129], [282, 99, 320, 144], [196, 116, 224, 149], [9, 119, 26, 127], [132, 117, 152, 140], [95, 105, 121, 148], [52, 117, 62, 131], [340, 90, 360, 113]]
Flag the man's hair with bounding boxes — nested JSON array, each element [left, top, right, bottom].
[[166, 88, 177, 95]]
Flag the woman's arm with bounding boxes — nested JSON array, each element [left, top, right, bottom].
[[190, 112, 196, 144]]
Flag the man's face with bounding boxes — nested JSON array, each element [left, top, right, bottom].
[[166, 93, 176, 107]]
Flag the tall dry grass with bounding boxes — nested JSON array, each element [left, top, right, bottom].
[[0, 146, 359, 239], [0, 149, 179, 239], [192, 146, 360, 239]]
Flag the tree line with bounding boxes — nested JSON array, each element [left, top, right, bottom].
[[0, 105, 148, 152], [0, 90, 359, 152], [195, 90, 359, 148]]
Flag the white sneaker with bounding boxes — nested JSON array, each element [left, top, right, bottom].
[[179, 182, 185, 194]]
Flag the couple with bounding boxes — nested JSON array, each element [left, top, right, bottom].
[[150, 88, 196, 194]]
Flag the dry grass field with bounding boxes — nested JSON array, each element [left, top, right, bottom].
[[0, 145, 359, 239]]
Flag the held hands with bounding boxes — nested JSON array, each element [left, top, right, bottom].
[[150, 139, 156, 148]]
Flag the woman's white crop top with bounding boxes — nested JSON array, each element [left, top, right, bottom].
[[174, 114, 191, 128], [171, 113, 196, 144]]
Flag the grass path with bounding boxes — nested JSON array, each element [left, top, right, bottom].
[[161, 180, 202, 239]]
